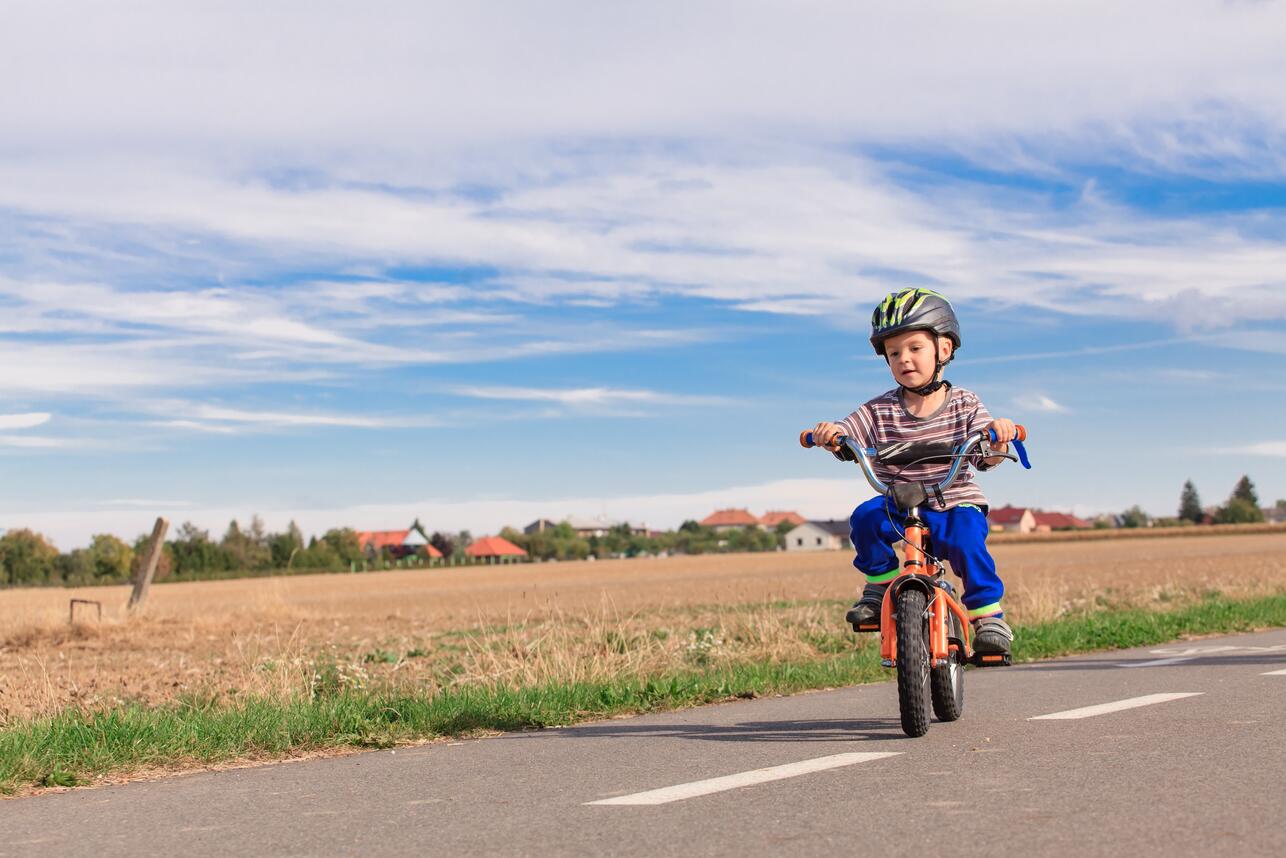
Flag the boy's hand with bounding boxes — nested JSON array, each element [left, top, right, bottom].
[[811, 421, 844, 452], [987, 418, 1017, 450]]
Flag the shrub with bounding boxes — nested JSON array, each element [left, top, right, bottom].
[[0, 529, 59, 586]]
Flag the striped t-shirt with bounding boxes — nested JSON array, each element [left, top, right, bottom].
[[836, 384, 995, 511]]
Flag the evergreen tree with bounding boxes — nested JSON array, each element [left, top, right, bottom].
[[1215, 475, 1265, 524], [1215, 498, 1264, 524], [1231, 475, 1259, 507], [1178, 480, 1203, 523]]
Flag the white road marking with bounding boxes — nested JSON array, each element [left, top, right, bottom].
[[1262, 667, 1286, 676], [1029, 693, 1203, 721], [1150, 644, 1286, 656], [585, 752, 901, 806], [1118, 656, 1197, 668]]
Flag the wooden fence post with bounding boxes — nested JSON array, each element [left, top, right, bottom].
[[127, 517, 169, 613]]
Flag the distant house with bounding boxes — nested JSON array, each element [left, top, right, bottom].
[[356, 519, 443, 560], [524, 517, 646, 538], [989, 506, 1036, 533], [1031, 511, 1093, 531], [465, 535, 529, 563], [700, 509, 761, 532], [1263, 504, 1286, 524], [759, 510, 807, 529], [785, 520, 852, 552]]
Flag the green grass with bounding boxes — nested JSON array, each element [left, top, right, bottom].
[[2, 593, 1283, 796]]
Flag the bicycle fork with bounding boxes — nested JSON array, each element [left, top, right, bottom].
[[878, 505, 973, 668]]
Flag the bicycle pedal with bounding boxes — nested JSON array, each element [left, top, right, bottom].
[[969, 652, 1012, 667], [850, 622, 880, 633]]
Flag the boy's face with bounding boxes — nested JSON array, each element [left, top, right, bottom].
[[883, 329, 951, 389]]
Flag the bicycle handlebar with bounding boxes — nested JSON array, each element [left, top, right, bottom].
[[799, 424, 1026, 449], [800, 424, 1031, 497], [797, 421, 1028, 450]]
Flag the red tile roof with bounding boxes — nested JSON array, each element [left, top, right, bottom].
[[759, 510, 806, 527], [700, 508, 760, 527], [1032, 511, 1092, 530], [989, 506, 1029, 525], [357, 530, 409, 550], [356, 529, 443, 557], [464, 536, 528, 558]]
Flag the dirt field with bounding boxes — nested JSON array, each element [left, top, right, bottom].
[[2, 531, 1284, 723]]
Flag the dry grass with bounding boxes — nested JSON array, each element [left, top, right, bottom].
[[990, 522, 1286, 544], [1, 531, 1283, 724]]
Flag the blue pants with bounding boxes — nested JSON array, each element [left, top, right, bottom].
[[849, 495, 1004, 618]]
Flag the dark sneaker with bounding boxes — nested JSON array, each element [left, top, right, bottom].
[[844, 582, 889, 631], [971, 616, 1013, 655]]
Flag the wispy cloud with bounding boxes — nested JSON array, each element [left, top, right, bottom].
[[147, 403, 442, 433], [0, 434, 70, 448], [91, 498, 194, 509], [1221, 441, 1286, 458], [0, 412, 51, 430], [1013, 393, 1070, 414], [454, 386, 726, 408], [5, 3, 1286, 158]]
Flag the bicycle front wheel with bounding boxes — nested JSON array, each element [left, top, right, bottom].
[[895, 588, 932, 737]]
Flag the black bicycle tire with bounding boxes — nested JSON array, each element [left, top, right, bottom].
[[930, 608, 965, 722], [895, 588, 932, 737]]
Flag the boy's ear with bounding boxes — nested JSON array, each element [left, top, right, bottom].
[[939, 338, 954, 363]]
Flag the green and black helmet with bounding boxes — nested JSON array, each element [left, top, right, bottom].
[[869, 288, 961, 356]]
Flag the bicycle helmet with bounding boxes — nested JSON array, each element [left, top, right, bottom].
[[869, 288, 961, 396]]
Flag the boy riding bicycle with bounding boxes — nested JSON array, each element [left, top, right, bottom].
[[809, 289, 1018, 656]]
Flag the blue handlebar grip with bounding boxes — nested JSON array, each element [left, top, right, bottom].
[[801, 431, 816, 448], [987, 426, 1032, 469], [1013, 439, 1032, 469]]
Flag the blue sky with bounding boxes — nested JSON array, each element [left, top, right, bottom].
[[2, 1, 1285, 547]]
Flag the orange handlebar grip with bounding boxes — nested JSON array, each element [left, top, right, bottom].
[[799, 430, 816, 448], [1014, 424, 1027, 442]]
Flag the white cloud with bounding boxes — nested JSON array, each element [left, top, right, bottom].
[[145, 403, 443, 433], [0, 412, 51, 430], [4, 2, 1286, 159], [1013, 394, 1069, 414], [0, 434, 69, 448], [455, 386, 725, 408], [1222, 441, 1286, 458], [91, 499, 194, 509]]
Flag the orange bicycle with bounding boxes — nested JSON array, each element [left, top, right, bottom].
[[800, 425, 1031, 737]]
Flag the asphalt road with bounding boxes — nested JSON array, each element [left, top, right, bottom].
[[3, 629, 1284, 857]]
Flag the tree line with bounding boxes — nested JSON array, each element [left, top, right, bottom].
[[0, 516, 796, 587], [496, 520, 789, 562], [0, 517, 375, 588], [1115, 474, 1280, 529], [3, 477, 1279, 587]]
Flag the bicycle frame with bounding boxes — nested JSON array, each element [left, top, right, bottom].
[[877, 508, 976, 667]]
